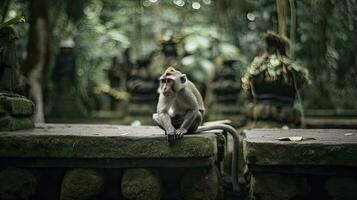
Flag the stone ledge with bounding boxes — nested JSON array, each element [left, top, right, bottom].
[[243, 129, 357, 166], [0, 124, 217, 162]]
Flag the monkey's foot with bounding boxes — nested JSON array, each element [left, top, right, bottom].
[[175, 128, 187, 139]]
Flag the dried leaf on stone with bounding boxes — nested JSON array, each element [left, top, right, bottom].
[[345, 133, 354, 136], [278, 136, 303, 141]]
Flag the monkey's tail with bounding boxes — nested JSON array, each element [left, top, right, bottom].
[[197, 124, 240, 193]]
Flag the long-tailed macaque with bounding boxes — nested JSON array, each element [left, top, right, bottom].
[[153, 67, 240, 192]]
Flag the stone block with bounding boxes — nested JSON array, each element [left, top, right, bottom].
[[181, 167, 220, 200], [326, 176, 357, 200], [2, 96, 34, 116], [249, 173, 309, 200], [0, 115, 34, 131], [60, 169, 104, 200], [244, 129, 357, 166], [0, 124, 217, 161], [0, 168, 38, 200], [121, 168, 162, 200]]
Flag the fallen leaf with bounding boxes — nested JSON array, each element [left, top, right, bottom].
[[278, 137, 316, 141], [278, 136, 303, 141], [303, 137, 316, 141]]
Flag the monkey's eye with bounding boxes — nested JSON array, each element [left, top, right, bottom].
[[161, 79, 166, 83]]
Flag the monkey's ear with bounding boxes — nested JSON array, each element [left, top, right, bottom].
[[180, 74, 187, 84]]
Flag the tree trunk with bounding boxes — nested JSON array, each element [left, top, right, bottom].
[[0, 0, 11, 22], [154, 0, 161, 42], [213, 0, 223, 34], [289, 0, 296, 59], [23, 0, 50, 123], [354, 54, 357, 78], [276, 0, 287, 36]]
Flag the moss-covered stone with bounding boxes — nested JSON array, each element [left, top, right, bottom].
[[325, 176, 357, 200], [2, 96, 34, 116], [0, 115, 34, 131], [0, 93, 34, 131], [180, 167, 219, 200], [0, 103, 6, 115], [243, 129, 357, 166], [249, 173, 309, 200], [0, 68, 21, 92], [0, 124, 217, 161], [0, 168, 38, 200], [60, 169, 103, 200], [121, 168, 162, 200]]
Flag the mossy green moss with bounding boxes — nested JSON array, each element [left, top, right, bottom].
[[0, 94, 34, 131], [3, 96, 34, 116], [0, 168, 37, 200], [121, 168, 162, 200], [60, 169, 103, 200], [0, 115, 34, 131], [249, 173, 307, 200]]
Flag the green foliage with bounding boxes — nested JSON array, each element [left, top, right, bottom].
[[4, 0, 357, 111], [0, 16, 25, 30], [242, 53, 310, 91], [181, 26, 247, 83]]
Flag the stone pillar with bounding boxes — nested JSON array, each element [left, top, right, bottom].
[[60, 169, 104, 200], [126, 58, 157, 123], [0, 26, 34, 131], [121, 168, 163, 200], [47, 39, 86, 120], [210, 59, 245, 127], [180, 167, 220, 200], [0, 168, 38, 200]]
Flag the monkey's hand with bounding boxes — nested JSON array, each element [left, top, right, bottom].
[[175, 128, 187, 139]]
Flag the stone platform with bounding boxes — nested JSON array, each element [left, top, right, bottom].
[[243, 129, 357, 200], [0, 124, 225, 200], [0, 124, 218, 168]]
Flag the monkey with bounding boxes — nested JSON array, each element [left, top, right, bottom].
[[153, 67, 204, 142], [152, 67, 240, 192]]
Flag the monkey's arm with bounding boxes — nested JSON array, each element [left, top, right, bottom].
[[153, 95, 177, 143], [197, 124, 240, 193], [155, 112, 175, 133]]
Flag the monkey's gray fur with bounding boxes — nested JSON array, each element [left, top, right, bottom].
[[153, 67, 240, 192]]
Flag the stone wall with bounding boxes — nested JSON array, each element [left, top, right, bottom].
[[0, 124, 231, 200], [243, 129, 357, 200]]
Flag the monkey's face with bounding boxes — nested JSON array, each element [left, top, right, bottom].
[[160, 77, 176, 97], [159, 67, 187, 97]]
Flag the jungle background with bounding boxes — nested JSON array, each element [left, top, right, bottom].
[[1, 0, 357, 125]]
